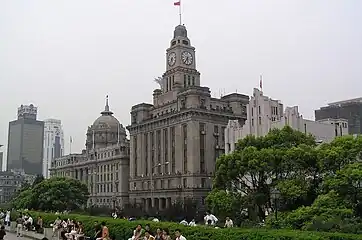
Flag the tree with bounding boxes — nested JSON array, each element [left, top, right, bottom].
[[12, 177, 89, 211], [32, 174, 44, 187], [323, 162, 362, 217], [213, 126, 318, 221]]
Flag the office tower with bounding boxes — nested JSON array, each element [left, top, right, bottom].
[[43, 119, 64, 178], [7, 104, 44, 175]]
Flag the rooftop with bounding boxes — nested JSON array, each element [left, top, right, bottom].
[[328, 97, 362, 106]]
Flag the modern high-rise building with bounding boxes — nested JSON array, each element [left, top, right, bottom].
[[43, 119, 64, 178], [7, 104, 44, 175], [127, 25, 249, 209], [0, 144, 3, 171], [315, 98, 362, 135]]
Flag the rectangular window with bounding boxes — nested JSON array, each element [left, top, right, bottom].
[[188, 75, 191, 86], [192, 76, 195, 85], [151, 132, 155, 174], [201, 178, 206, 188], [163, 128, 168, 173], [133, 136, 137, 176], [184, 75, 187, 87], [144, 133, 148, 175], [252, 108, 254, 117], [171, 126, 176, 173], [258, 106, 261, 114], [183, 124, 188, 173], [200, 123, 206, 173], [157, 130, 161, 174]]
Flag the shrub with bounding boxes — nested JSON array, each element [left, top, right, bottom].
[[25, 211, 362, 240]]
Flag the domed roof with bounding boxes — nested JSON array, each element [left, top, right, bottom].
[[174, 24, 188, 38], [90, 96, 122, 131]]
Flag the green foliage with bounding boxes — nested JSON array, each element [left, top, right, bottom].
[[12, 177, 89, 211], [211, 127, 362, 232], [27, 211, 362, 240], [206, 189, 246, 224], [32, 174, 45, 187]]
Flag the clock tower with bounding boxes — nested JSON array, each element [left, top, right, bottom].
[[162, 25, 200, 93]]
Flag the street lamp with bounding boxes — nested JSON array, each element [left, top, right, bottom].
[[270, 187, 281, 221], [150, 162, 169, 208]]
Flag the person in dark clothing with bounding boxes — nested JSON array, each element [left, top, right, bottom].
[[92, 221, 102, 240], [0, 226, 6, 240]]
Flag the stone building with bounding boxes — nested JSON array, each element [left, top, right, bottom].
[[225, 88, 349, 154], [50, 98, 130, 208], [315, 98, 362, 135], [0, 170, 24, 204], [127, 25, 249, 210]]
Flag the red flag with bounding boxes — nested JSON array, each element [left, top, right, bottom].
[[174, 1, 180, 6]]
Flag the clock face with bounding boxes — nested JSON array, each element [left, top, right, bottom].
[[168, 52, 176, 66], [181, 51, 193, 65]]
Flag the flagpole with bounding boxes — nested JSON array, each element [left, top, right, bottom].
[[70, 136, 72, 154], [260, 74, 263, 91], [179, 0, 182, 25]]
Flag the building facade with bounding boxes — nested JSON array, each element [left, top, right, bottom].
[[0, 152, 3, 171], [127, 25, 249, 210], [315, 98, 362, 135], [43, 119, 64, 178], [7, 104, 44, 175], [225, 88, 349, 154], [0, 170, 25, 204], [50, 98, 130, 209]]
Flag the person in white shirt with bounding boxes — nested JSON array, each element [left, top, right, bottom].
[[224, 217, 233, 228], [5, 211, 10, 226], [179, 219, 188, 226], [174, 229, 186, 240], [204, 212, 218, 226], [188, 219, 196, 227]]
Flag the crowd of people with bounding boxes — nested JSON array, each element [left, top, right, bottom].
[[51, 216, 85, 240], [0, 208, 234, 240]]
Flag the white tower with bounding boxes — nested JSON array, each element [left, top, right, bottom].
[[43, 119, 64, 178]]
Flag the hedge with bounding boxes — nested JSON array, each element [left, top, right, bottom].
[[25, 211, 362, 240]]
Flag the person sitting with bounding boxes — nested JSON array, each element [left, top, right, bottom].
[[144, 231, 155, 240], [24, 215, 33, 231], [52, 216, 62, 238], [128, 224, 144, 240], [76, 222, 84, 240], [35, 216, 44, 233]]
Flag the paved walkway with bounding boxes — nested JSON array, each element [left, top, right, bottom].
[[5, 231, 33, 240]]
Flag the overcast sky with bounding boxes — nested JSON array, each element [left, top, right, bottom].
[[1, 0, 361, 170]]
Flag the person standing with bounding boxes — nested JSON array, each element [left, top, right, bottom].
[[16, 215, 24, 237], [224, 217, 233, 228], [0, 226, 6, 240], [5, 211, 10, 227]]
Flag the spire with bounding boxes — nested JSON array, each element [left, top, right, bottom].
[[101, 95, 113, 116]]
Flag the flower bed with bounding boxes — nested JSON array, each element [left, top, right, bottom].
[[27, 211, 362, 240]]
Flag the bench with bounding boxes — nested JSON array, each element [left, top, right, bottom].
[[6, 222, 53, 240]]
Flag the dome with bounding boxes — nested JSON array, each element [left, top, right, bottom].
[[174, 24, 187, 38], [88, 96, 125, 133], [86, 96, 127, 151], [92, 114, 120, 130]]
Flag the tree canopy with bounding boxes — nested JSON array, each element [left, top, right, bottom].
[[12, 177, 89, 211], [208, 126, 362, 232]]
